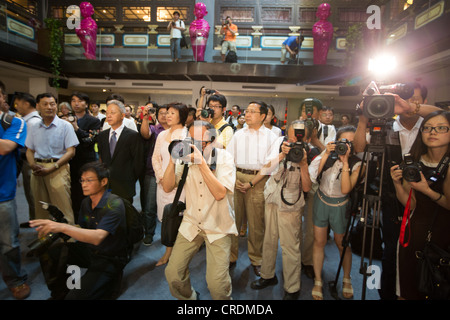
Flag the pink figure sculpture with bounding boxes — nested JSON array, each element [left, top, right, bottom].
[[76, 2, 97, 60], [189, 3, 210, 62], [312, 3, 333, 65]]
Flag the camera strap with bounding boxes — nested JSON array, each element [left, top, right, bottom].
[[399, 189, 413, 248], [424, 154, 450, 183]]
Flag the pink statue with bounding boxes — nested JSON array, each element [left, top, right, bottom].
[[312, 3, 333, 65], [76, 2, 97, 60], [189, 3, 210, 62]]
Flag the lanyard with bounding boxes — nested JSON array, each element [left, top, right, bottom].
[[399, 189, 413, 247]]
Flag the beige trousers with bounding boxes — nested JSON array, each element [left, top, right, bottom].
[[30, 162, 75, 225], [260, 202, 302, 293], [230, 171, 268, 266], [300, 184, 318, 266], [165, 231, 233, 300]]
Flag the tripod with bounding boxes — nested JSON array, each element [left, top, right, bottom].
[[328, 132, 387, 300]]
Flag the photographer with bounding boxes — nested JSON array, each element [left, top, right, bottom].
[[250, 120, 312, 300], [163, 121, 237, 300], [30, 162, 128, 300], [390, 110, 450, 299], [280, 35, 303, 64], [167, 11, 185, 62], [353, 82, 441, 300], [309, 126, 364, 300], [220, 16, 238, 62]]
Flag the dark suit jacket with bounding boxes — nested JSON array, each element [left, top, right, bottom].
[[97, 126, 144, 200]]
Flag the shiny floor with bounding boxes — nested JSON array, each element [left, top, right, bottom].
[[0, 181, 382, 301]]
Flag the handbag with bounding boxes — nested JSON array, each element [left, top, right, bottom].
[[180, 34, 188, 48], [161, 164, 189, 247], [416, 209, 450, 300]]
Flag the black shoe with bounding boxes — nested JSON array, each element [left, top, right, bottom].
[[252, 265, 261, 276], [250, 276, 278, 290], [142, 235, 153, 246], [283, 290, 300, 300], [229, 261, 236, 269], [302, 264, 314, 279]]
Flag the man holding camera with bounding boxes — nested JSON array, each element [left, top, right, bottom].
[[163, 120, 237, 300], [353, 82, 440, 300], [280, 35, 303, 64], [220, 16, 238, 62], [251, 120, 312, 300], [26, 93, 79, 226], [30, 162, 128, 300], [167, 11, 185, 62], [0, 83, 30, 299], [69, 92, 101, 217]]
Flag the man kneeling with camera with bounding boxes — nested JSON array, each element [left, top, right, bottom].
[[163, 120, 237, 300], [30, 162, 128, 300], [250, 120, 313, 300]]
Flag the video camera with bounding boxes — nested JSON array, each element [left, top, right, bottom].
[[27, 202, 70, 257]]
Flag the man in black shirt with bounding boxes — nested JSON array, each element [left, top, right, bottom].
[[30, 162, 128, 300]]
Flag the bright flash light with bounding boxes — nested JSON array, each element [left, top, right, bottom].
[[368, 55, 397, 80]]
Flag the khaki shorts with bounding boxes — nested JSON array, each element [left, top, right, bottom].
[[221, 40, 236, 55]]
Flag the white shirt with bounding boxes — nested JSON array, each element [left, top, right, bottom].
[[169, 20, 185, 39], [226, 125, 278, 171], [176, 148, 238, 243], [392, 116, 423, 156], [103, 117, 137, 132], [226, 115, 239, 128], [270, 125, 282, 137], [309, 152, 362, 198], [94, 113, 106, 121], [318, 121, 336, 146], [109, 123, 125, 142]]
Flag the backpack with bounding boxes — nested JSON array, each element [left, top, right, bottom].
[[225, 51, 238, 63], [121, 198, 144, 260]]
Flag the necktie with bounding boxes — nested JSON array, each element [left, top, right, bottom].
[[110, 131, 117, 157]]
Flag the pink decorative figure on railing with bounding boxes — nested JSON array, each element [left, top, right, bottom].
[[189, 2, 210, 62], [76, 2, 97, 60], [312, 3, 333, 65]]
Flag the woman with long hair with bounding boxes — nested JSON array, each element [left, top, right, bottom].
[[390, 110, 450, 299]]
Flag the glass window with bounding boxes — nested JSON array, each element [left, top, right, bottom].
[[156, 7, 189, 22], [123, 7, 151, 22], [220, 7, 254, 23], [95, 7, 117, 21], [261, 7, 292, 23], [299, 8, 317, 24], [338, 9, 367, 24]]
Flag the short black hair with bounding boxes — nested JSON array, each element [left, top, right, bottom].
[[173, 11, 180, 16], [321, 106, 334, 114], [336, 125, 356, 140], [80, 161, 110, 185], [167, 102, 188, 126], [71, 91, 90, 106], [249, 101, 269, 117], [106, 93, 125, 104], [15, 92, 36, 108], [207, 94, 227, 109], [410, 82, 428, 101], [36, 92, 57, 104]]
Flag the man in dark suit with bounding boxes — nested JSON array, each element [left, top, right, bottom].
[[68, 92, 101, 216], [97, 99, 143, 203]]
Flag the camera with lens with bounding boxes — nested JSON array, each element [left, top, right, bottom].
[[302, 99, 320, 133], [81, 129, 100, 144], [283, 121, 307, 163], [168, 138, 195, 160], [330, 139, 353, 160], [200, 108, 215, 119], [67, 114, 77, 123], [205, 89, 216, 95], [399, 153, 422, 182], [171, 21, 175, 27], [27, 202, 70, 257], [223, 19, 230, 26]]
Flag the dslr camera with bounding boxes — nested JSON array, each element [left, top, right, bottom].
[[205, 89, 216, 95], [200, 108, 215, 119], [82, 129, 100, 144], [399, 153, 422, 182], [27, 202, 70, 257], [168, 138, 195, 160], [330, 139, 353, 160], [284, 120, 307, 163], [302, 98, 320, 133]]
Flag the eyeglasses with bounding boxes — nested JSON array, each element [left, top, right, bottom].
[[421, 126, 450, 133], [245, 110, 261, 114], [79, 178, 99, 184]]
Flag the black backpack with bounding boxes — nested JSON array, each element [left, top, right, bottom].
[[225, 51, 238, 63], [121, 198, 144, 260]]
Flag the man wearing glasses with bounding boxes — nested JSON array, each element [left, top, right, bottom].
[[353, 82, 441, 300], [226, 101, 279, 276], [30, 162, 128, 300], [317, 106, 337, 151]]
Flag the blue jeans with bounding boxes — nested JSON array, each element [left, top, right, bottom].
[[0, 199, 28, 288], [170, 38, 181, 60], [142, 175, 157, 238]]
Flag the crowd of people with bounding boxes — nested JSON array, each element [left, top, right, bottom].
[[0, 80, 449, 301]]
